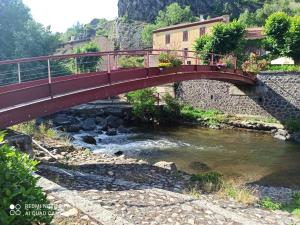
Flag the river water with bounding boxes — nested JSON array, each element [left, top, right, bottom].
[[72, 125, 300, 188]]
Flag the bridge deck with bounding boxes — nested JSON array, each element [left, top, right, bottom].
[[0, 50, 256, 128]]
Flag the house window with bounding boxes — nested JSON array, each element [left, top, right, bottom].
[[165, 34, 170, 44], [183, 31, 188, 41], [200, 27, 206, 36], [183, 48, 188, 58]]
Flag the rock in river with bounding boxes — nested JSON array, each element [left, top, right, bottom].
[[82, 136, 97, 145], [81, 118, 96, 131], [154, 161, 177, 172], [106, 128, 117, 136]]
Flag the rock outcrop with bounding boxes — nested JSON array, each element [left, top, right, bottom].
[[118, 0, 260, 22]]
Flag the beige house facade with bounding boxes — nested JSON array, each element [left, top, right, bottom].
[[152, 15, 230, 64]]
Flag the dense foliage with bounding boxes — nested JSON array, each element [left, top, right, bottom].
[[239, 0, 300, 26], [0, 0, 60, 60], [264, 12, 300, 64], [126, 88, 158, 122], [0, 132, 54, 224], [75, 42, 102, 73], [142, 3, 196, 46], [119, 56, 144, 68], [158, 52, 183, 68], [193, 21, 245, 59]]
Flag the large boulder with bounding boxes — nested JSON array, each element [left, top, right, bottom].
[[102, 115, 123, 128], [3, 130, 32, 155], [81, 118, 96, 131], [53, 114, 71, 126], [61, 124, 81, 133], [154, 161, 177, 172], [82, 136, 97, 145]]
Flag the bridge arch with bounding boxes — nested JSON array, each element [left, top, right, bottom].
[[0, 50, 255, 128]]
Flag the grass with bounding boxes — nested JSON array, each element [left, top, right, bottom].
[[259, 192, 300, 218], [180, 105, 225, 126], [11, 120, 60, 140], [219, 182, 257, 205], [266, 65, 300, 72]]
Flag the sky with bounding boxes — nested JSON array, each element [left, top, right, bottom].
[[23, 0, 118, 33]]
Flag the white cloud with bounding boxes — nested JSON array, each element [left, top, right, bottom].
[[23, 0, 118, 32]]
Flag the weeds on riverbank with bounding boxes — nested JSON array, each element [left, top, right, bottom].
[[218, 182, 257, 205], [188, 171, 257, 205], [260, 193, 300, 218], [11, 120, 60, 140]]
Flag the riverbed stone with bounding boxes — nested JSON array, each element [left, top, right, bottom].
[[62, 124, 81, 133], [81, 118, 96, 131], [106, 128, 117, 136], [82, 136, 97, 145], [118, 126, 131, 133], [103, 115, 124, 128], [60, 208, 78, 217], [154, 161, 177, 172], [4, 130, 32, 155], [53, 114, 71, 126], [274, 129, 291, 141]]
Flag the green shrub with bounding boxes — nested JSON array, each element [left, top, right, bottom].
[[126, 88, 158, 122], [284, 118, 300, 132], [158, 52, 182, 67], [119, 56, 144, 68], [190, 171, 223, 193], [190, 171, 223, 185], [0, 132, 54, 225], [163, 93, 181, 117], [281, 192, 300, 218], [260, 197, 282, 210]]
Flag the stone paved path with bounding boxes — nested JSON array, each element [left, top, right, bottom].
[[37, 165, 300, 225]]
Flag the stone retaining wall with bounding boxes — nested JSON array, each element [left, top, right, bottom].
[[177, 72, 300, 121]]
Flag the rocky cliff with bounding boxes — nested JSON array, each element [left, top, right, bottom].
[[118, 0, 261, 22]]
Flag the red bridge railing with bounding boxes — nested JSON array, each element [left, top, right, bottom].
[[0, 49, 240, 87]]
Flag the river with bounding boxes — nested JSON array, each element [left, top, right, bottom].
[[72, 125, 300, 188]]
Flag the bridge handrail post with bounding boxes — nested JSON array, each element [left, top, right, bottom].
[[17, 63, 21, 83], [47, 59, 51, 83], [107, 53, 111, 73], [210, 54, 214, 66], [74, 57, 78, 74]]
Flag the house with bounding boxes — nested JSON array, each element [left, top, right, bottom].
[[152, 15, 265, 64], [152, 15, 230, 64]]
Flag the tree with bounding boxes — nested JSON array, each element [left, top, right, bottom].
[[155, 3, 196, 27], [286, 16, 300, 64], [193, 21, 245, 59], [0, 0, 61, 60], [263, 12, 300, 64], [142, 3, 196, 46], [238, 0, 300, 26], [60, 22, 85, 42], [75, 42, 102, 73]]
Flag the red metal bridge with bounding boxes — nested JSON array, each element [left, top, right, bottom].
[[0, 50, 256, 129]]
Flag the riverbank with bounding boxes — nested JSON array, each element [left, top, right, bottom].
[[30, 136, 300, 224]]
